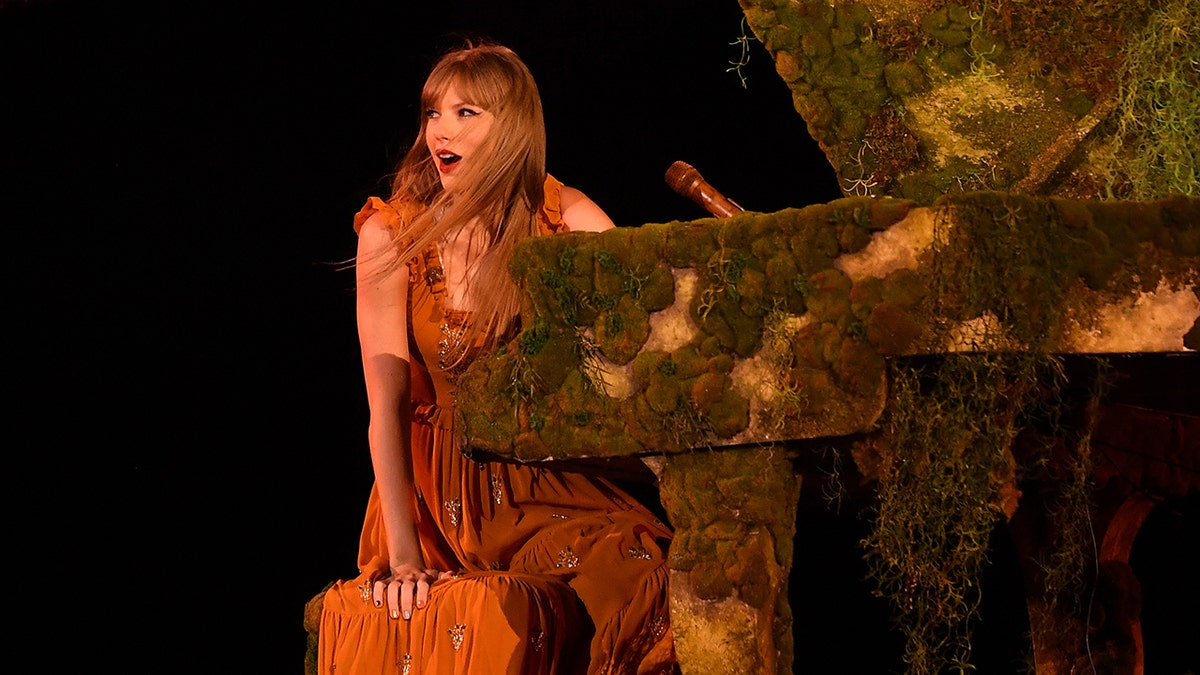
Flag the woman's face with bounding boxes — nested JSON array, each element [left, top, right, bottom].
[[425, 82, 494, 191]]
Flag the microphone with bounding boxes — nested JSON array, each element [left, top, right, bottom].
[[665, 161, 745, 219]]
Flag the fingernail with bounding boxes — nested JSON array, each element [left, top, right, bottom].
[[375, 600, 382, 608], [417, 601, 425, 609], [390, 609, 399, 619], [403, 610, 411, 620]]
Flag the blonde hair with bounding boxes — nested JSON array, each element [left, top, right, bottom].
[[384, 42, 547, 364]]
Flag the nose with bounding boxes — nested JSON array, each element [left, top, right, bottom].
[[428, 118, 450, 143], [427, 117, 453, 141]]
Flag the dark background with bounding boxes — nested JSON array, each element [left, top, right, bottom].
[[5, 1, 1194, 673]]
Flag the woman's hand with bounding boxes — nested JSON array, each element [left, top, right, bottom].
[[372, 562, 443, 620]]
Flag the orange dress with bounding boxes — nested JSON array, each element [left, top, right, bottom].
[[318, 176, 675, 675]]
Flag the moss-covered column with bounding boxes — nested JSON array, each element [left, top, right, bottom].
[[657, 446, 801, 675]]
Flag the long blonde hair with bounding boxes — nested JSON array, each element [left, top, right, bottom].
[[385, 42, 547, 364]]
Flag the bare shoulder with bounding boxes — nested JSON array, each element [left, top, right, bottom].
[[559, 186, 616, 232], [356, 212, 403, 277], [358, 212, 395, 243]]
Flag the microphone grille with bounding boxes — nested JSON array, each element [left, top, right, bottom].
[[664, 161, 699, 192]]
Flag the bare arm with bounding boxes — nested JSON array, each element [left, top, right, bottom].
[[355, 214, 439, 620], [559, 185, 616, 232]]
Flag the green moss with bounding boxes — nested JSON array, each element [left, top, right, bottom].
[[639, 264, 676, 311], [802, 268, 853, 322], [1062, 90, 1095, 118], [697, 302, 761, 357], [1104, 0, 1199, 199], [791, 366, 836, 413], [922, 7, 972, 47], [792, 89, 835, 131], [595, 248, 621, 273], [707, 388, 751, 438], [537, 370, 637, 458], [643, 374, 683, 419], [884, 61, 927, 96], [518, 317, 551, 356], [689, 370, 727, 410], [837, 221, 872, 253], [934, 47, 972, 75], [849, 276, 883, 320], [835, 335, 886, 396], [595, 295, 650, 365], [789, 320, 839, 369], [880, 268, 927, 308], [669, 346, 709, 380], [525, 326, 580, 393], [463, 193, 1196, 487], [665, 222, 718, 268], [750, 231, 788, 261], [866, 302, 925, 355], [698, 335, 723, 358], [774, 50, 810, 84], [897, 172, 943, 206], [632, 349, 668, 382], [929, 193, 1104, 342], [1088, 202, 1138, 258], [790, 231, 839, 273], [658, 446, 800, 626], [593, 261, 627, 299], [920, 5, 950, 32], [590, 292, 618, 312], [736, 268, 769, 316], [802, 31, 833, 58], [762, 253, 797, 294]]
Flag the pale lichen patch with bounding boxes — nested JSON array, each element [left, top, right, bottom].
[[907, 72, 1042, 167], [1062, 280, 1200, 352], [644, 268, 700, 354], [836, 207, 937, 280]]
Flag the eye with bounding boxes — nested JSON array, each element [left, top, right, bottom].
[[457, 107, 481, 118], [424, 109, 440, 119]]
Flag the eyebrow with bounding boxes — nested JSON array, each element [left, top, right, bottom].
[[427, 97, 482, 111]]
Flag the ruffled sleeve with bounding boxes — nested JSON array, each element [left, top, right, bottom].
[[353, 196, 410, 236], [539, 174, 568, 234], [352, 197, 425, 284]]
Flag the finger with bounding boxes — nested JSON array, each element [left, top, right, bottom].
[[415, 576, 432, 610], [387, 580, 402, 620], [372, 578, 385, 609], [400, 578, 417, 620]]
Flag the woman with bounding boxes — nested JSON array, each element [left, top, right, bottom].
[[317, 43, 676, 675]]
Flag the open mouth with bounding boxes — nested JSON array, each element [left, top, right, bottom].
[[437, 152, 462, 167]]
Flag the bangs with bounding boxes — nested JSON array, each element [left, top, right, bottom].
[[421, 51, 519, 113]]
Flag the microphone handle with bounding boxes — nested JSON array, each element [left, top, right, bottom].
[[665, 161, 744, 219], [694, 185, 743, 219]]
